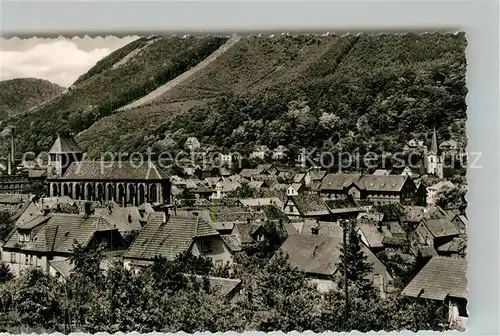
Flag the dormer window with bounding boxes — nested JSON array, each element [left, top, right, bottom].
[[201, 241, 213, 253], [18, 231, 30, 243]]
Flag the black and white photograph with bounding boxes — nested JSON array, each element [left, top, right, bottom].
[[0, 30, 469, 333]]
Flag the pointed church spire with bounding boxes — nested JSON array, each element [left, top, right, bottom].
[[430, 126, 438, 154]]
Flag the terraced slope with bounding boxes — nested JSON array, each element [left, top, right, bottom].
[[0, 78, 64, 121], [119, 34, 243, 111], [77, 33, 466, 158], [76, 34, 359, 156], [5, 35, 228, 154]]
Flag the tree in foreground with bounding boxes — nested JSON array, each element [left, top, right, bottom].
[[337, 225, 375, 298]]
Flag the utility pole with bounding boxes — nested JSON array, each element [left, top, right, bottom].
[[341, 218, 350, 326]]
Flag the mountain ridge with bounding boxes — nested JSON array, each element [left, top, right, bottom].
[[0, 78, 64, 122], [3, 33, 467, 160]]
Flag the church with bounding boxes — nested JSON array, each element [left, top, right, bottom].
[[46, 135, 171, 206], [426, 127, 444, 179]]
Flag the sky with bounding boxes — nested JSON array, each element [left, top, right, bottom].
[[0, 36, 139, 87]]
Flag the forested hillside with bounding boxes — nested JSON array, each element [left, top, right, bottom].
[[78, 32, 467, 158], [3, 33, 467, 158], [2, 35, 228, 155], [0, 78, 64, 121]]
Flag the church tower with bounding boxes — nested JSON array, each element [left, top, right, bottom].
[[426, 127, 443, 178], [47, 134, 83, 179]]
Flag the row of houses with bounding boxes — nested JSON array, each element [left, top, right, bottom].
[[171, 163, 436, 208], [185, 137, 288, 161], [0, 188, 467, 327], [2, 192, 466, 282]]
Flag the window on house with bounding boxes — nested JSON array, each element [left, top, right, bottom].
[[10, 252, 16, 263], [25, 254, 29, 265], [201, 241, 213, 253], [35, 256, 39, 267], [289, 206, 293, 212], [29, 255, 33, 266]]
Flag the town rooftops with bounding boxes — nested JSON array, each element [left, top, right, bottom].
[[402, 256, 467, 300], [0, 193, 31, 204], [56, 160, 165, 181], [437, 237, 467, 254], [402, 206, 427, 223], [191, 275, 242, 297], [427, 180, 456, 191], [234, 222, 263, 244], [124, 213, 219, 261], [216, 180, 241, 192], [239, 197, 281, 207], [220, 235, 241, 252], [358, 222, 385, 248], [280, 234, 392, 281], [3, 213, 117, 253], [27, 169, 47, 179], [290, 183, 303, 192], [321, 174, 363, 191], [324, 198, 361, 214], [321, 174, 409, 193], [49, 135, 83, 154], [421, 218, 460, 238], [288, 194, 330, 216], [280, 234, 340, 275], [205, 206, 267, 224], [307, 168, 327, 181], [300, 220, 343, 237], [373, 169, 392, 176], [239, 169, 256, 178], [293, 173, 306, 183], [49, 257, 112, 278], [94, 205, 143, 233]]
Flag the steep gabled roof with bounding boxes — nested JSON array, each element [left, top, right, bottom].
[[421, 218, 460, 238], [321, 174, 409, 193], [220, 234, 242, 252], [4, 213, 116, 253], [123, 213, 219, 261], [280, 233, 392, 281], [402, 256, 467, 300], [358, 175, 409, 192], [321, 174, 362, 191], [59, 160, 164, 180], [308, 169, 327, 181], [49, 135, 83, 154], [437, 237, 467, 253], [94, 205, 142, 233], [324, 198, 361, 214], [358, 222, 385, 248], [289, 195, 330, 216], [293, 173, 306, 183]]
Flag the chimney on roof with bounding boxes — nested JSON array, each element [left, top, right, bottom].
[[84, 202, 92, 217], [108, 204, 112, 214], [42, 207, 50, 216], [311, 220, 320, 235], [162, 206, 169, 224]]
